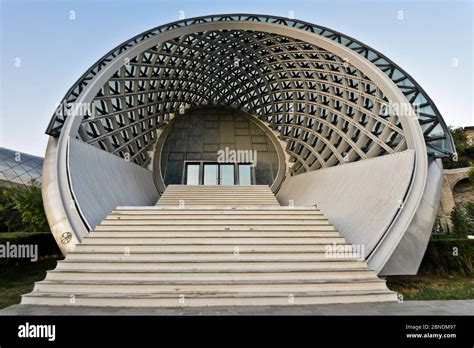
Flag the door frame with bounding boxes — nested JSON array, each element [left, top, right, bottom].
[[183, 161, 255, 185]]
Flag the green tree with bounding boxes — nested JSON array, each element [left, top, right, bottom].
[[0, 181, 49, 232], [0, 187, 23, 232], [443, 127, 473, 169], [450, 205, 471, 238], [450, 127, 469, 154], [443, 157, 471, 169], [465, 202, 474, 227]]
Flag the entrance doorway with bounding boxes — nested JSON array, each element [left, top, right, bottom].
[[184, 162, 254, 185]]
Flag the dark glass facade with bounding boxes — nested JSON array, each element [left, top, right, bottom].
[[158, 107, 280, 186]]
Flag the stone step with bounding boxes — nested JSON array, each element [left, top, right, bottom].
[[157, 195, 279, 198], [105, 214, 326, 220], [99, 220, 331, 226], [158, 195, 275, 199], [55, 261, 369, 271], [164, 185, 271, 188], [110, 211, 322, 216], [64, 254, 360, 262], [157, 198, 278, 201], [80, 237, 346, 245], [88, 231, 338, 238], [157, 196, 279, 199], [33, 280, 388, 294], [157, 196, 278, 199], [116, 206, 318, 211], [159, 192, 277, 196], [157, 202, 280, 206], [74, 245, 344, 254], [44, 270, 378, 282], [160, 196, 276, 198], [22, 290, 397, 307], [94, 225, 336, 231]]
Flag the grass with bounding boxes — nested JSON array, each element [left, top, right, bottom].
[[0, 257, 61, 309], [386, 274, 474, 301]]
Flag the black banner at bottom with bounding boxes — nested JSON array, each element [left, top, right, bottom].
[[0, 315, 472, 346]]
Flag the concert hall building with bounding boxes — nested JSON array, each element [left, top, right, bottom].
[[23, 14, 455, 307]]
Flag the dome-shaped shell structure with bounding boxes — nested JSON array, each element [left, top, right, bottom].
[[42, 14, 455, 275]]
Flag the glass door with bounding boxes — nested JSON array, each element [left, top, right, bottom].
[[238, 164, 252, 185], [203, 164, 218, 185], [219, 164, 235, 185], [185, 163, 200, 185]]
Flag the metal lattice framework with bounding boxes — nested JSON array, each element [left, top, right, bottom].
[[78, 30, 407, 175], [46, 14, 455, 163]]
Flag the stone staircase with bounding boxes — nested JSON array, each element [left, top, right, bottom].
[[157, 185, 280, 206], [22, 185, 397, 307]]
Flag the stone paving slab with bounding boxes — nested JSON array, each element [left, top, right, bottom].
[[0, 300, 472, 316]]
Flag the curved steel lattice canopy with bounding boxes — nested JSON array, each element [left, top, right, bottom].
[[46, 14, 455, 170]]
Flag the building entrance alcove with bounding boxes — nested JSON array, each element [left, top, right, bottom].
[[153, 107, 286, 192]]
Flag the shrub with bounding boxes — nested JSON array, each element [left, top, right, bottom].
[[0, 187, 23, 232], [450, 127, 469, 154], [450, 205, 471, 238], [419, 239, 473, 276], [0, 181, 49, 233], [443, 157, 470, 169], [465, 146, 474, 158], [465, 202, 474, 227], [442, 126, 473, 169]]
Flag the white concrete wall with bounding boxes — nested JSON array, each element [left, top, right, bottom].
[[69, 139, 159, 230], [277, 150, 414, 259], [380, 158, 443, 275]]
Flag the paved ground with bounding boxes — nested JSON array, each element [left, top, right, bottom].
[[0, 300, 472, 315]]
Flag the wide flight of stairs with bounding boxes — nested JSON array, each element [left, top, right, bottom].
[[22, 185, 397, 307], [157, 185, 280, 206]]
